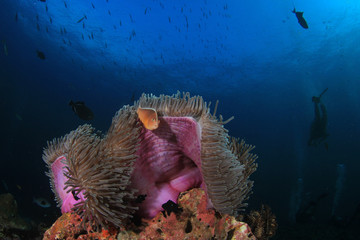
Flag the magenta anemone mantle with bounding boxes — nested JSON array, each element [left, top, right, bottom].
[[43, 92, 258, 228]]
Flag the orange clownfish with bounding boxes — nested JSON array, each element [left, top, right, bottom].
[[137, 107, 160, 130]]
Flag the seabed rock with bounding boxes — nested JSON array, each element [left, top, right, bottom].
[[0, 193, 33, 239], [43, 188, 256, 240]]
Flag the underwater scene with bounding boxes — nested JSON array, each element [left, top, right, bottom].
[[1, 0, 360, 239]]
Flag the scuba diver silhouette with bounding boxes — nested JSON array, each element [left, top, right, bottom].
[[308, 88, 329, 148]]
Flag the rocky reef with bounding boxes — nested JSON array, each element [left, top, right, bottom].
[[0, 193, 43, 239], [43, 188, 258, 240]]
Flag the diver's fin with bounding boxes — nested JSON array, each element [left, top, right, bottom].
[[319, 88, 328, 98]]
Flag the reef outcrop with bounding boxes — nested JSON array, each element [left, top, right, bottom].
[[43, 188, 256, 240], [43, 92, 258, 228]]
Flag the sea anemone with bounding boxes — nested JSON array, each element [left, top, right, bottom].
[[43, 92, 258, 228]]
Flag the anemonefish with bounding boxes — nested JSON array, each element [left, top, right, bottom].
[[137, 107, 160, 130]]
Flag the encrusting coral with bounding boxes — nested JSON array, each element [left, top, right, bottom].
[[43, 188, 257, 240]]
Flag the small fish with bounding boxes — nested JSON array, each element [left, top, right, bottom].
[[135, 194, 147, 203], [36, 23, 40, 31], [16, 184, 22, 191], [137, 107, 160, 130], [39, 0, 46, 2], [1, 180, 8, 191], [130, 91, 135, 102], [292, 8, 308, 29], [2, 40, 8, 56], [76, 15, 86, 23], [15, 113, 22, 121], [161, 200, 183, 217], [129, 14, 134, 23], [45, 5, 48, 12], [69, 100, 94, 120], [108, 10, 111, 15], [15, 12, 18, 22], [49, 16, 52, 24], [64, 1, 67, 8], [36, 50, 45, 60], [91, 2, 95, 8], [71, 190, 79, 201], [144, 8, 148, 15], [33, 197, 51, 208]]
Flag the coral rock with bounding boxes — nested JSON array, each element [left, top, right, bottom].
[[122, 188, 256, 239], [0, 193, 32, 239], [43, 188, 256, 240]]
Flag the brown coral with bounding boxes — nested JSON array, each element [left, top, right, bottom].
[[244, 204, 278, 240]]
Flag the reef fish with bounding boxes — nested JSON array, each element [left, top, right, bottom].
[[69, 100, 94, 120], [33, 197, 51, 208], [292, 8, 308, 29], [2, 40, 8, 56], [137, 107, 160, 130], [76, 15, 87, 23], [162, 200, 183, 216], [36, 50, 45, 60]]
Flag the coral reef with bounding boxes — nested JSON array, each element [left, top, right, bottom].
[[43, 188, 256, 240], [43, 92, 258, 228], [0, 193, 41, 239], [243, 204, 277, 240]]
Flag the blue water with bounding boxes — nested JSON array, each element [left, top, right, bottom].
[[1, 0, 360, 235]]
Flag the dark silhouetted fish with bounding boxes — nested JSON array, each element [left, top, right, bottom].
[[130, 91, 135, 102], [39, 0, 46, 2], [2, 40, 8, 56], [91, 2, 95, 9], [292, 8, 308, 29], [36, 50, 45, 60], [161, 200, 183, 217], [76, 15, 87, 23], [15, 12, 18, 22], [135, 194, 146, 203], [71, 190, 80, 200], [69, 100, 94, 120]]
